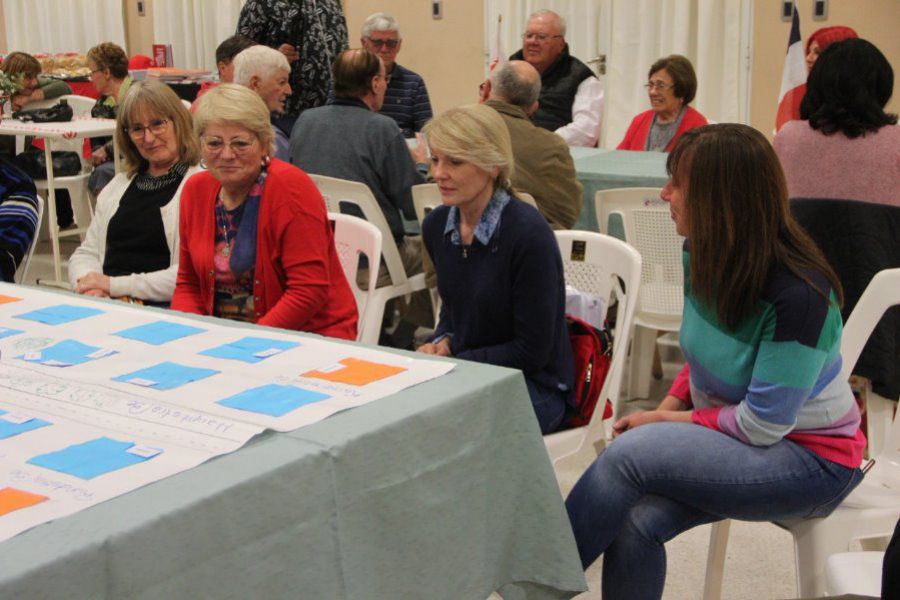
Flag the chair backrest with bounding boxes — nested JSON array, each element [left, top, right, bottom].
[[555, 230, 643, 439], [595, 187, 683, 320], [411, 183, 440, 228], [14, 193, 44, 284], [13, 95, 97, 155], [518, 191, 538, 209], [839, 268, 900, 461], [329, 212, 382, 344], [181, 99, 192, 110], [59, 95, 97, 117], [310, 174, 409, 289]]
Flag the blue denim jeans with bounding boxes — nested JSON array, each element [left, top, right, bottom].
[[525, 378, 568, 434], [565, 422, 863, 599]]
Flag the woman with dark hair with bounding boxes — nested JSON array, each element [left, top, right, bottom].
[[566, 124, 865, 599], [617, 55, 708, 152], [775, 39, 898, 206]]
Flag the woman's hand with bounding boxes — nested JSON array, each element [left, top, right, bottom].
[[91, 146, 109, 166], [76, 272, 111, 296], [417, 337, 452, 356], [612, 409, 692, 437]]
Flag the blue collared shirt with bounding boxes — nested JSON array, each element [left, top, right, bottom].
[[443, 187, 512, 246]]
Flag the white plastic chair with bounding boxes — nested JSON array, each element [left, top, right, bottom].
[[13, 193, 44, 284], [517, 190, 538, 209], [545, 231, 642, 466], [703, 268, 900, 599], [329, 212, 382, 345], [17, 95, 98, 240], [310, 174, 427, 345], [825, 551, 883, 596], [594, 187, 680, 400], [181, 99, 191, 110]]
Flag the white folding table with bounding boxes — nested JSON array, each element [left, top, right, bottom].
[[0, 117, 118, 286]]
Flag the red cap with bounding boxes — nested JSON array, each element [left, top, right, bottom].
[[806, 26, 858, 55]]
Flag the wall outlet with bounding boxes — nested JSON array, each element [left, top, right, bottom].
[[781, 0, 794, 22], [137, 0, 146, 16], [813, 0, 828, 20], [432, 1, 442, 20]]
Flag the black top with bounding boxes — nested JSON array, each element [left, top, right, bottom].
[[103, 163, 187, 278], [510, 45, 594, 132]]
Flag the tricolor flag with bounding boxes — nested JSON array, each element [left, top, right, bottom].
[[775, 3, 805, 132]]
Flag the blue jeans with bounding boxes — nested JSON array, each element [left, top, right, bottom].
[[565, 422, 863, 599], [525, 378, 568, 434]]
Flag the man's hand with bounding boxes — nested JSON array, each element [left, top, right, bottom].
[[417, 337, 451, 356], [277, 43, 300, 62], [409, 133, 428, 165], [76, 272, 111, 296]]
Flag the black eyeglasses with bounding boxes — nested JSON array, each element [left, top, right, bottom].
[[522, 32, 563, 42], [366, 38, 400, 50], [126, 119, 169, 139]]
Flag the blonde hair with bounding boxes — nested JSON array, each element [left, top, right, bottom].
[[423, 104, 514, 189], [193, 83, 275, 155], [115, 80, 200, 177]]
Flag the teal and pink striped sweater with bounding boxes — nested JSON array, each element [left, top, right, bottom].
[[669, 252, 866, 469]]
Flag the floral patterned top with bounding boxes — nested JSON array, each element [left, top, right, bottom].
[[236, 0, 348, 117]]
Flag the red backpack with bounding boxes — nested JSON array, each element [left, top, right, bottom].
[[566, 315, 613, 428]]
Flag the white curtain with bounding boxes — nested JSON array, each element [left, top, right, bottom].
[[3, 0, 126, 54], [485, 0, 752, 147], [153, 0, 245, 71]]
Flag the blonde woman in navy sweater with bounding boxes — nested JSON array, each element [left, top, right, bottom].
[[417, 104, 574, 434]]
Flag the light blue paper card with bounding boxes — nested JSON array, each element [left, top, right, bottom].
[[15, 305, 104, 326], [0, 326, 24, 340], [27, 437, 156, 480], [200, 337, 299, 363], [0, 409, 51, 440], [113, 361, 219, 391], [114, 321, 206, 345], [217, 384, 330, 417], [17, 339, 117, 367]]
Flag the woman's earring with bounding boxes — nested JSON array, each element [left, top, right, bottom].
[[199, 159, 207, 169], [261, 155, 271, 167]]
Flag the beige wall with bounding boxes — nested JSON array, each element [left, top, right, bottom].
[[750, 0, 900, 138], [123, 0, 156, 58], [344, 0, 485, 115]]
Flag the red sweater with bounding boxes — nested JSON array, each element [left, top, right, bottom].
[[171, 159, 358, 340], [617, 106, 708, 152]]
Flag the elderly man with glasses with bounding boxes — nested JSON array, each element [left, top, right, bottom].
[[510, 9, 603, 147], [360, 12, 433, 138]]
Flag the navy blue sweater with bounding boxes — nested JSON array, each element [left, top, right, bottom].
[[423, 197, 575, 400]]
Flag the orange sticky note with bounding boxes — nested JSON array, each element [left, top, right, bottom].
[[0, 295, 22, 305], [304, 357, 406, 386], [0, 487, 47, 517]]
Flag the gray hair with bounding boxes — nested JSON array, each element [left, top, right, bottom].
[[232, 45, 290, 86], [528, 9, 566, 37], [361, 12, 401, 38], [491, 62, 541, 108]]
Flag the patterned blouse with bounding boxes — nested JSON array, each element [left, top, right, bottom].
[[237, 0, 348, 117]]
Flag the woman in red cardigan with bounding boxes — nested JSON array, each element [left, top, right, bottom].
[[171, 84, 357, 340], [617, 55, 708, 152]]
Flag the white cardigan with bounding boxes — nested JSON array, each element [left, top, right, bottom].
[[68, 165, 202, 301]]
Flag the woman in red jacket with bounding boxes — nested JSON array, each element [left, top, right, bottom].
[[171, 84, 357, 340], [617, 55, 708, 153]]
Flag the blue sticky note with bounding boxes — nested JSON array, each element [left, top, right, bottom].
[[113, 361, 219, 391], [15, 304, 104, 326], [27, 436, 156, 480], [217, 384, 330, 417], [114, 321, 206, 345], [17, 339, 116, 367], [200, 336, 299, 364], [0, 326, 24, 340], [0, 409, 51, 440]]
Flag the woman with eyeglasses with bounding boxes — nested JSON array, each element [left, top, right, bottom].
[[69, 80, 201, 304], [171, 84, 357, 339], [617, 55, 708, 152]]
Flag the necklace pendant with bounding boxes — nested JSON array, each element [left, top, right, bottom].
[[221, 245, 231, 257]]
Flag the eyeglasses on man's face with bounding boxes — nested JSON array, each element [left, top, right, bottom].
[[366, 37, 400, 50], [645, 81, 675, 91], [522, 32, 562, 43], [200, 136, 257, 154], [126, 119, 169, 140]]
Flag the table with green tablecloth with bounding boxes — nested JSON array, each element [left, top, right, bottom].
[[571, 148, 669, 231], [0, 292, 587, 600]]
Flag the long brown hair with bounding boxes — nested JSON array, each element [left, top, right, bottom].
[[667, 123, 842, 329]]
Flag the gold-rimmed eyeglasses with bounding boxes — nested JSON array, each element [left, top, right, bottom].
[[126, 119, 169, 140], [200, 136, 257, 154], [645, 81, 675, 91]]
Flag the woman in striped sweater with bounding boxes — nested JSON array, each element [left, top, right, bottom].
[[565, 124, 866, 599]]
